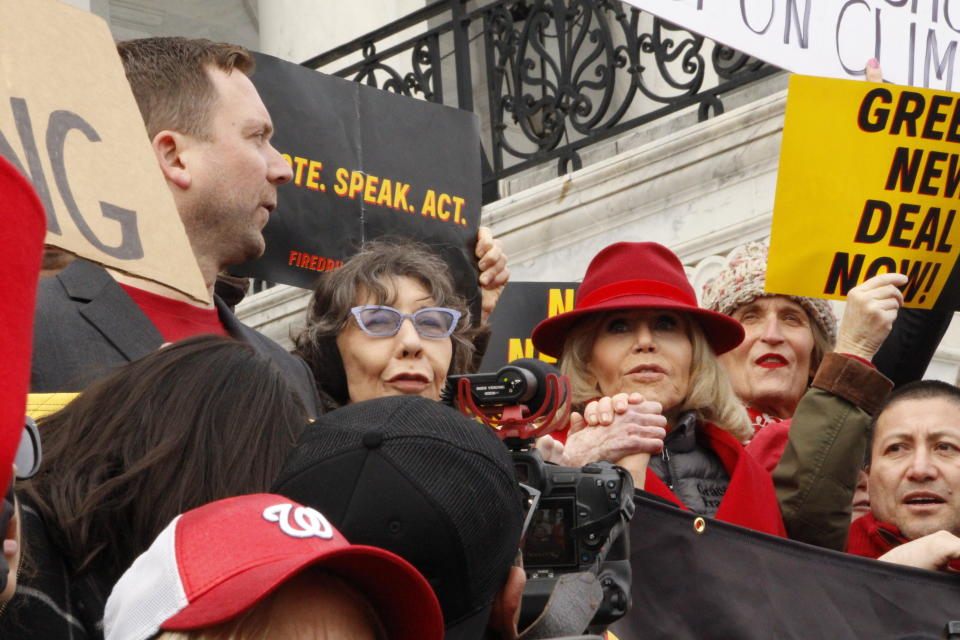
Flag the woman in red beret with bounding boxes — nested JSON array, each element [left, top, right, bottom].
[[531, 242, 784, 536]]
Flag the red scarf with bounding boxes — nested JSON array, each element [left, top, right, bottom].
[[847, 513, 960, 572], [642, 422, 787, 537], [745, 406, 783, 435], [845, 512, 907, 558]]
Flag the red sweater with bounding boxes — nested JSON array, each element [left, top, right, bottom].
[[120, 284, 227, 342]]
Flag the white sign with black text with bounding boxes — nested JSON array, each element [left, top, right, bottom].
[[623, 0, 960, 90]]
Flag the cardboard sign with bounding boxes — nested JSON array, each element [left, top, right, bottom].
[[625, 0, 960, 90], [767, 74, 960, 309], [0, 0, 208, 303], [479, 282, 580, 372], [234, 53, 482, 315]]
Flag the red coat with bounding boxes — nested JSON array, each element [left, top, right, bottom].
[[643, 422, 786, 537]]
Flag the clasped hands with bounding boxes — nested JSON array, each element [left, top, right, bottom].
[[537, 392, 667, 486]]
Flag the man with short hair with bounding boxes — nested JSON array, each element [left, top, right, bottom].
[[847, 380, 960, 571], [31, 37, 320, 416]]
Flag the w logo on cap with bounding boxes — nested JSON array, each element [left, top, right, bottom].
[[262, 503, 334, 539]]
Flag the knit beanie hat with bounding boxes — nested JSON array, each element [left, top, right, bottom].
[[700, 242, 837, 344]]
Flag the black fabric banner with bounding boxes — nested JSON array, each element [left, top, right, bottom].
[[233, 53, 482, 317], [609, 495, 960, 640]]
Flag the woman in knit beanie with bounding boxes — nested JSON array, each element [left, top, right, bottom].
[[701, 241, 909, 549], [700, 242, 838, 432]]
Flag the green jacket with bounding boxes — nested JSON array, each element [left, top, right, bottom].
[[773, 352, 893, 550]]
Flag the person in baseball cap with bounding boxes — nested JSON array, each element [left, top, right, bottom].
[[273, 395, 528, 640], [103, 493, 443, 640]]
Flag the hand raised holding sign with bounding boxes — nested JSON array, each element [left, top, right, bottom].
[[476, 226, 509, 325], [834, 272, 907, 360]]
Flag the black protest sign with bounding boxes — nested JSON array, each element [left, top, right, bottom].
[[234, 53, 482, 315], [0, 0, 206, 302], [609, 495, 960, 640], [478, 282, 580, 372]]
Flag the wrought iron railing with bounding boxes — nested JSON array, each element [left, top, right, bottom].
[[250, 0, 779, 295], [304, 0, 781, 202]]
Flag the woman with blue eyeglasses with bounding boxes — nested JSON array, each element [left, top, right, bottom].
[[295, 234, 506, 411]]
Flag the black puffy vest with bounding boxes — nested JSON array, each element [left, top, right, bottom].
[[647, 411, 730, 517]]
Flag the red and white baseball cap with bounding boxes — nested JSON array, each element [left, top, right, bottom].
[[103, 493, 444, 640]]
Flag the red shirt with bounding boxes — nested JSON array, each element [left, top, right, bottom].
[[120, 284, 228, 343], [745, 419, 793, 473]]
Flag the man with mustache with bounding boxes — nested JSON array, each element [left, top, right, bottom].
[[847, 380, 960, 571]]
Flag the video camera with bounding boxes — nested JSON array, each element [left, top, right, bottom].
[[442, 359, 634, 628]]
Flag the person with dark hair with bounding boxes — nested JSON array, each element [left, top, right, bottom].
[[295, 237, 504, 412], [847, 380, 960, 571], [31, 36, 320, 418], [273, 396, 527, 640], [0, 335, 308, 638]]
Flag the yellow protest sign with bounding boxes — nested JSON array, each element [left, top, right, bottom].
[[26, 393, 79, 420], [767, 74, 960, 309], [0, 0, 208, 303]]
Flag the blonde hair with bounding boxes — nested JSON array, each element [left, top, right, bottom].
[[559, 311, 751, 442], [150, 571, 387, 640]]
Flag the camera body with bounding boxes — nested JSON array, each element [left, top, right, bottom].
[[510, 442, 633, 628], [444, 360, 634, 628]]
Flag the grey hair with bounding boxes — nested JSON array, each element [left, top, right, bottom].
[[294, 239, 474, 410]]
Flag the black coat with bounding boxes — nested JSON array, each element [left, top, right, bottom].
[[30, 259, 321, 418], [0, 497, 103, 639]]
